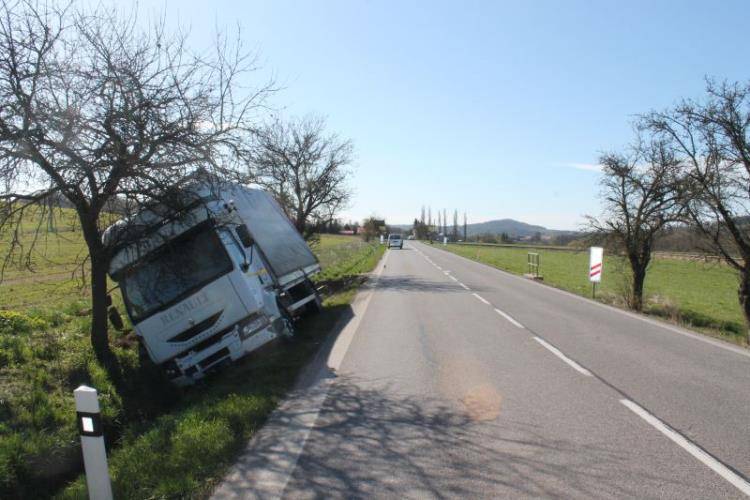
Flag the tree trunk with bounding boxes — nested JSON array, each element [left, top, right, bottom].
[[628, 250, 648, 312], [630, 266, 646, 311], [89, 251, 115, 370], [295, 212, 306, 234], [738, 268, 750, 344], [79, 212, 120, 379]]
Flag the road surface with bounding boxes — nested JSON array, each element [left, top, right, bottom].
[[214, 241, 750, 499]]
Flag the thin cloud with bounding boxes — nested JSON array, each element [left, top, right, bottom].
[[559, 162, 602, 172]]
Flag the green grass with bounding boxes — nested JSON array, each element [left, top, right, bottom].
[[440, 243, 746, 345], [0, 226, 384, 499], [0, 206, 105, 310]]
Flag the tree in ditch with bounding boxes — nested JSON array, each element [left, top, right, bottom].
[[586, 138, 681, 311], [0, 2, 271, 374], [643, 79, 750, 340], [252, 115, 354, 237]]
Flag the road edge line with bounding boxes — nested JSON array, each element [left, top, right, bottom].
[[620, 399, 750, 496]]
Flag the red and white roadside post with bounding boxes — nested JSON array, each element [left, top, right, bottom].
[[589, 246, 603, 298]]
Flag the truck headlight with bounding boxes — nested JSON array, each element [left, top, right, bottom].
[[239, 312, 269, 340]]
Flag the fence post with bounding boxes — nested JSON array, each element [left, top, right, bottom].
[[74, 385, 113, 500]]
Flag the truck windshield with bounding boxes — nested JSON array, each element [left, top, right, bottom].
[[118, 224, 233, 323]]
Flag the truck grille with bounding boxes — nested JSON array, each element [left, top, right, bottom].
[[168, 311, 223, 343]]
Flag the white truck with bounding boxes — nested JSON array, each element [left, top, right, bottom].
[[103, 182, 321, 385]]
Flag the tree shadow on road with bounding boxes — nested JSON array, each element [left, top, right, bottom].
[[374, 275, 490, 294], [217, 372, 684, 499]]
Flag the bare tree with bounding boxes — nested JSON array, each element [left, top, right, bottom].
[[586, 138, 681, 311], [643, 79, 750, 340], [452, 209, 458, 240], [252, 115, 353, 237], [0, 2, 271, 373]]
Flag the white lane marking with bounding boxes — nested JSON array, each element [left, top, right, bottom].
[[494, 308, 525, 329], [449, 275, 458, 282], [214, 250, 389, 498], [443, 270, 451, 275], [459, 282, 471, 290], [533, 337, 592, 376], [472, 293, 490, 305], [436, 265, 443, 271], [328, 251, 389, 369], [620, 399, 750, 496], [427, 242, 750, 360]]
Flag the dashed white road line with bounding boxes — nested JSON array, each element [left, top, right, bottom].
[[449, 275, 458, 282], [494, 308, 525, 329], [472, 293, 490, 305], [620, 399, 750, 496], [533, 336, 592, 376], [418, 241, 750, 495]]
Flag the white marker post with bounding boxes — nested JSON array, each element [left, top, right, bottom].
[[443, 236, 448, 245], [589, 246, 603, 298], [74, 386, 113, 500], [379, 234, 384, 245]]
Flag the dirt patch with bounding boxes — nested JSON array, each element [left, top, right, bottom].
[[461, 383, 502, 421]]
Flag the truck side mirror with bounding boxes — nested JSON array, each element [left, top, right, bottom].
[[236, 224, 254, 247]]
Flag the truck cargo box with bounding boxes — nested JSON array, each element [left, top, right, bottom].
[[224, 185, 320, 287]]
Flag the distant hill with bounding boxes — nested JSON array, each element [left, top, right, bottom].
[[464, 219, 548, 237], [392, 218, 577, 238]]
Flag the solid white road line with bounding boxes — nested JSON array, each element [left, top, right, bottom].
[[494, 308, 525, 329], [620, 399, 750, 496], [449, 275, 459, 282], [459, 282, 471, 290], [214, 250, 389, 499], [533, 337, 593, 376], [472, 293, 490, 305]]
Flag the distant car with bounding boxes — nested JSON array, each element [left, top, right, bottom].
[[387, 234, 403, 249]]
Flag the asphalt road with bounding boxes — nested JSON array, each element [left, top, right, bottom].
[[214, 241, 750, 499]]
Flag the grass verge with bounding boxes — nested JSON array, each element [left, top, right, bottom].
[[0, 234, 384, 499], [438, 243, 747, 346]]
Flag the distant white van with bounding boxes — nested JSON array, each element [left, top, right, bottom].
[[387, 234, 403, 249]]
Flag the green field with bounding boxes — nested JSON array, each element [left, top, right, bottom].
[[440, 243, 745, 344], [0, 214, 384, 499]]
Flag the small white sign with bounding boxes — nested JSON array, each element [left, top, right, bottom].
[[379, 235, 384, 244], [589, 247, 603, 283]]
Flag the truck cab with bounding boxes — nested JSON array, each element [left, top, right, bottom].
[[104, 183, 321, 385]]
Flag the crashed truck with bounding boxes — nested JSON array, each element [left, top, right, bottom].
[[103, 182, 321, 385]]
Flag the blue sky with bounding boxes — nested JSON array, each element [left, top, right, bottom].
[[133, 0, 749, 229]]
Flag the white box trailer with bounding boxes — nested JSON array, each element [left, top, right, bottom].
[[103, 182, 321, 385]]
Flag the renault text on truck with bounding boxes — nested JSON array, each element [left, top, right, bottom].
[[103, 181, 321, 385]]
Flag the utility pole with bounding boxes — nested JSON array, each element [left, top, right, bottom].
[[443, 208, 447, 236], [452, 209, 458, 240], [463, 212, 467, 241]]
